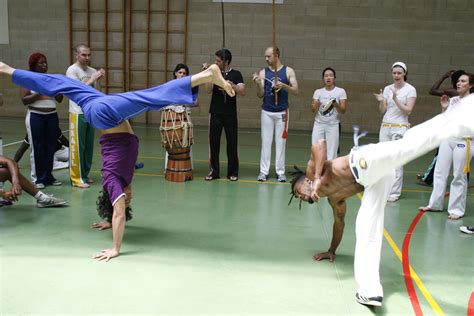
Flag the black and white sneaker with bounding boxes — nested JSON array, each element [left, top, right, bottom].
[[37, 195, 68, 208], [277, 174, 287, 182], [257, 173, 268, 182], [460, 226, 474, 234], [355, 292, 383, 307]]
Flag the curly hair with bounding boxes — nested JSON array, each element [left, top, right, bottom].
[[96, 189, 133, 223]]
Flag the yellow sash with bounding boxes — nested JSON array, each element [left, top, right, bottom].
[[464, 138, 471, 174]]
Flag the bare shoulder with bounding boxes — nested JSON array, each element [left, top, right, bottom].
[[286, 66, 297, 76]]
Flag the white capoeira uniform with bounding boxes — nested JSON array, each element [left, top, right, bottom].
[[311, 86, 347, 160], [425, 96, 473, 217], [349, 94, 474, 298], [379, 82, 417, 200]]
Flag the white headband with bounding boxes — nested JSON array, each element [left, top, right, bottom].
[[392, 61, 407, 72]]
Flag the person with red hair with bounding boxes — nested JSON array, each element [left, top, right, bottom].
[[20, 52, 63, 189]]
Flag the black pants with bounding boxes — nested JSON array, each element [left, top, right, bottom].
[[209, 113, 239, 177]]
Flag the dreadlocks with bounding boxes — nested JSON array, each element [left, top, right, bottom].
[[288, 165, 309, 209]]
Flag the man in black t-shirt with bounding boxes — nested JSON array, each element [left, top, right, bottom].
[[202, 49, 246, 181]]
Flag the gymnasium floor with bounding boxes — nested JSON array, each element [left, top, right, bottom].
[[0, 117, 473, 315]]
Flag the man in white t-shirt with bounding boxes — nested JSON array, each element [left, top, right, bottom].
[[66, 44, 105, 188], [311, 67, 348, 160]]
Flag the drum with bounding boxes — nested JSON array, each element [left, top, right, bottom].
[[160, 105, 194, 182]]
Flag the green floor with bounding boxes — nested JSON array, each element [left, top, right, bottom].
[[0, 117, 473, 315]]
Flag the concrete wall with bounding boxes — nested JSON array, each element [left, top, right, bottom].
[[1, 0, 473, 133], [0, 0, 69, 119]]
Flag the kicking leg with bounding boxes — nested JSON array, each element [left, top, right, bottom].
[[1, 62, 104, 106], [191, 64, 235, 97], [0, 62, 14, 75]]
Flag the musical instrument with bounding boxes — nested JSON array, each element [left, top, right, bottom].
[[160, 105, 193, 182], [320, 97, 336, 115]]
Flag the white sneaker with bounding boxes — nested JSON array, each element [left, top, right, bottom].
[[37, 195, 68, 208], [34, 183, 45, 189], [355, 292, 383, 307], [257, 173, 268, 182], [460, 226, 474, 234], [53, 160, 69, 170], [277, 174, 287, 182]]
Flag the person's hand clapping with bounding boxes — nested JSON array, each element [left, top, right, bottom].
[[373, 89, 385, 102]]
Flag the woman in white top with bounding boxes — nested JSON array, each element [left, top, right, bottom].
[[311, 67, 348, 160], [420, 73, 474, 220], [374, 62, 417, 202], [20, 53, 63, 189]]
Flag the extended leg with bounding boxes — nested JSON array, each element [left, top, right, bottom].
[[354, 172, 394, 305], [191, 64, 234, 97], [0, 62, 104, 106]]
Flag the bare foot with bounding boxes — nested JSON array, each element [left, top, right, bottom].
[[387, 196, 399, 203], [208, 64, 235, 97], [0, 62, 14, 75], [73, 183, 90, 189], [419, 206, 443, 212], [447, 214, 462, 220]]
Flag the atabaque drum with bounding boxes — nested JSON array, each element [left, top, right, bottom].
[[160, 105, 194, 182]]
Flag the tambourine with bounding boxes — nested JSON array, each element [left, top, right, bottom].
[[320, 98, 336, 115]]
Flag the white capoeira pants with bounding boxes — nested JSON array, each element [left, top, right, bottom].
[[260, 109, 288, 176], [379, 124, 409, 199], [427, 138, 474, 217], [312, 122, 339, 160], [349, 97, 474, 297]]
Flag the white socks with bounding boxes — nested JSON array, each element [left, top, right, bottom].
[[34, 191, 48, 202]]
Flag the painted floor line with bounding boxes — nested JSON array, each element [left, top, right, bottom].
[[356, 193, 444, 315]]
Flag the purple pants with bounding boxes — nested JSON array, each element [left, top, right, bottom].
[[100, 133, 139, 205]]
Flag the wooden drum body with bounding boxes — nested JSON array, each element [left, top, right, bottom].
[[160, 106, 194, 182]]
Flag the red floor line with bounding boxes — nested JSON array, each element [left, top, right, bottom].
[[468, 291, 474, 316], [445, 185, 474, 197], [402, 210, 425, 316]]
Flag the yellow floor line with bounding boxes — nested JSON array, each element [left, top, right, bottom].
[[356, 193, 444, 315], [383, 230, 444, 315]]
